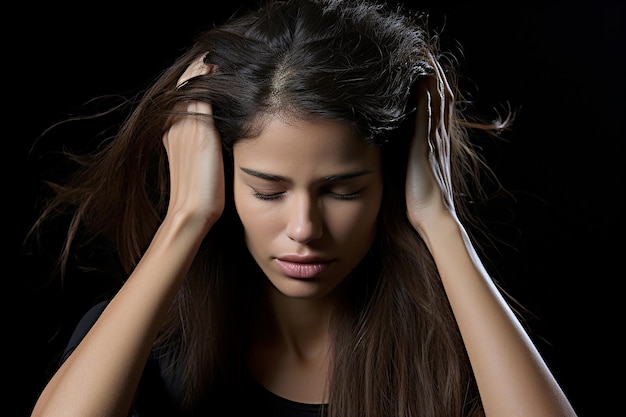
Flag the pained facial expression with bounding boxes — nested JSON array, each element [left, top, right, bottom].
[[233, 117, 383, 299]]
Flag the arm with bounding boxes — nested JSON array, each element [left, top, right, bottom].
[[30, 58, 221, 417], [406, 74, 577, 417]]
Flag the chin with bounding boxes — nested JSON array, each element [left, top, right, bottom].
[[268, 277, 338, 300]]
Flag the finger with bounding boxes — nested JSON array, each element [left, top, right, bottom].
[[408, 72, 455, 212], [176, 54, 214, 87], [167, 54, 216, 130], [413, 78, 433, 163], [431, 62, 455, 210]]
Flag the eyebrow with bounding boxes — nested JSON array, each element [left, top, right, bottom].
[[239, 167, 373, 182]]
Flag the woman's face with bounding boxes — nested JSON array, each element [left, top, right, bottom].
[[233, 116, 383, 300]]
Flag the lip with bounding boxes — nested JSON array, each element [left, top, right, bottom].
[[275, 256, 332, 279]]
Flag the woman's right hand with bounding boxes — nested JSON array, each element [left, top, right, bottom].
[[162, 57, 225, 227], [30, 56, 227, 417]]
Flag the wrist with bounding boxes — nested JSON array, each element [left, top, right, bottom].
[[410, 209, 462, 252], [162, 208, 217, 238]]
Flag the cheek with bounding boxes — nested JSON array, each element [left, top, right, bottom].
[[233, 184, 279, 249], [234, 182, 257, 231], [326, 195, 382, 246]]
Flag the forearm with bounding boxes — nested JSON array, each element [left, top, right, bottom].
[[30, 212, 212, 417], [418, 213, 577, 417]]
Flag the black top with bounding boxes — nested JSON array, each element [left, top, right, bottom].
[[62, 301, 326, 417]]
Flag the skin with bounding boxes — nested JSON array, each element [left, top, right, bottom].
[[234, 116, 383, 403], [233, 117, 383, 300], [30, 58, 578, 417]]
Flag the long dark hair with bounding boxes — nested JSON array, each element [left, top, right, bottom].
[[30, 0, 511, 415]]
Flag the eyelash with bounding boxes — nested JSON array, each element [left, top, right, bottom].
[[330, 191, 361, 200], [253, 191, 284, 201], [252, 190, 361, 201]]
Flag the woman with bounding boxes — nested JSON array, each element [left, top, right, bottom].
[[29, 0, 578, 416]]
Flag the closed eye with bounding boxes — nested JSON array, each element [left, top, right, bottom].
[[252, 190, 285, 200], [252, 189, 361, 201], [328, 190, 361, 200]]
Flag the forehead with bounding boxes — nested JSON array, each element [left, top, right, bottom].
[[234, 116, 380, 172]]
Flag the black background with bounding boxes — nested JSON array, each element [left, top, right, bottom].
[[9, 1, 624, 416]]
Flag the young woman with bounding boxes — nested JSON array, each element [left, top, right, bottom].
[[29, 0, 578, 416]]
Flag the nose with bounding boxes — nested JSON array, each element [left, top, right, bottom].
[[286, 193, 323, 244]]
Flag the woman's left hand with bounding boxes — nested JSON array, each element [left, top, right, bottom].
[[405, 71, 456, 234]]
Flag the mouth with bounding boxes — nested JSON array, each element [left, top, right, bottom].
[[274, 258, 331, 279]]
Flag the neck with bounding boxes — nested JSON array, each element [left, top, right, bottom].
[[259, 282, 336, 358], [246, 283, 335, 404]]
